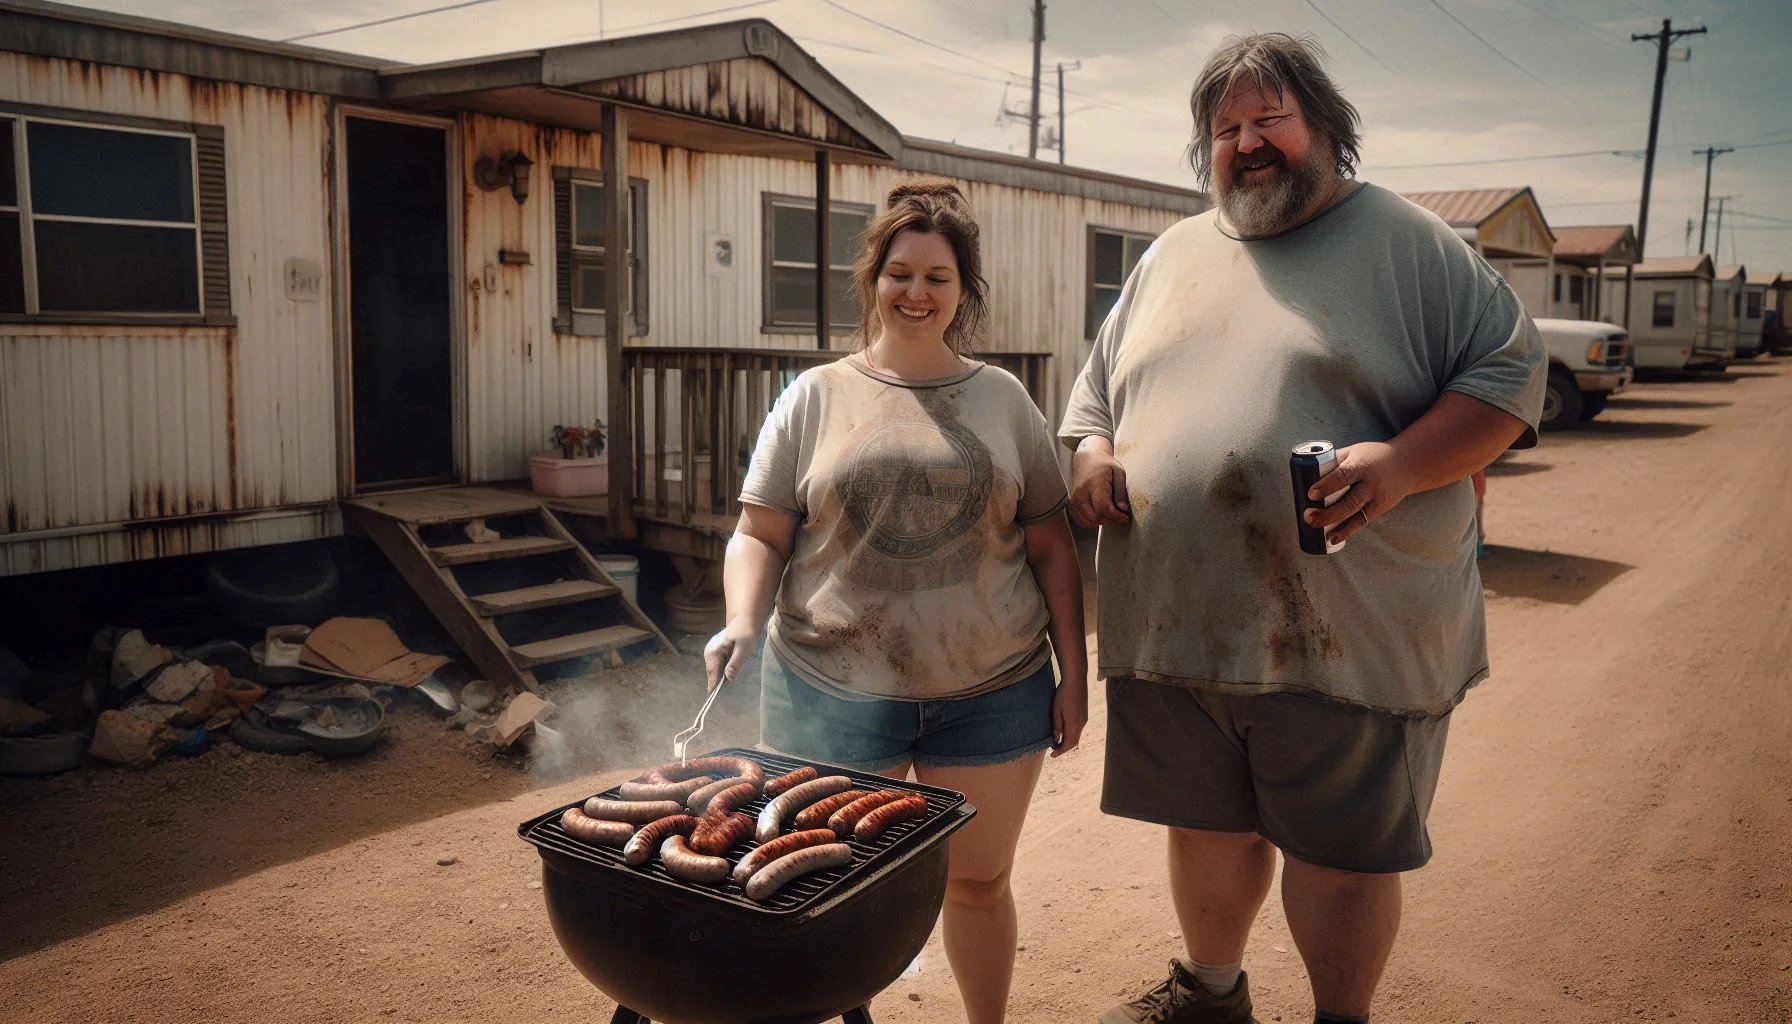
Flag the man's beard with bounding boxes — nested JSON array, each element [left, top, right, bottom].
[[1216, 143, 1329, 237]]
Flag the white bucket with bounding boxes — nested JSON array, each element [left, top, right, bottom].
[[596, 555, 640, 607]]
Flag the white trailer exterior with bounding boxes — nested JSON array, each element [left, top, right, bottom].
[[1608, 256, 1722, 370]]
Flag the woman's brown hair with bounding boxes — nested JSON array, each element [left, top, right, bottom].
[[849, 178, 990, 355]]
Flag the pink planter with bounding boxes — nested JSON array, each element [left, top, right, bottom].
[[529, 451, 609, 497]]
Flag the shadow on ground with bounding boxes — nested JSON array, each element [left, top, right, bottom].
[[1485, 458, 1552, 477], [1546, 420, 1709, 440], [1479, 545, 1635, 606], [1604, 396, 1732, 411]]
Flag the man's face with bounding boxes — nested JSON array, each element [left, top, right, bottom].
[[1210, 79, 1334, 236]]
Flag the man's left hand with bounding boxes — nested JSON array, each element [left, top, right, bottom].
[[1304, 441, 1416, 544]]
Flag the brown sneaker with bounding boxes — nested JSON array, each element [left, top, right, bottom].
[[1098, 961, 1257, 1024]]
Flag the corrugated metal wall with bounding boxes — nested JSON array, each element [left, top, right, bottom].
[[0, 54, 337, 555]]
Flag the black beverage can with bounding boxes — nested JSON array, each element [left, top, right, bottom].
[[1290, 440, 1344, 555]]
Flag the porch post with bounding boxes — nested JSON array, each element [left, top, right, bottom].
[[815, 150, 831, 350], [1623, 264, 1634, 330], [602, 103, 636, 540], [1593, 257, 1605, 321]]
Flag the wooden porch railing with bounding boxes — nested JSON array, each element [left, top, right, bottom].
[[623, 347, 1052, 533]]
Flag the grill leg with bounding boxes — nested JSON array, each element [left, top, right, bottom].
[[609, 1009, 649, 1024], [841, 1009, 875, 1024]]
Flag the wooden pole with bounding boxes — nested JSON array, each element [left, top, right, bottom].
[[815, 150, 831, 350], [602, 104, 635, 540]]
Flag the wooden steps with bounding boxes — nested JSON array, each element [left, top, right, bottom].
[[342, 487, 673, 693]]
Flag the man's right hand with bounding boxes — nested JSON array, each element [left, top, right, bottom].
[[1070, 437, 1132, 528]]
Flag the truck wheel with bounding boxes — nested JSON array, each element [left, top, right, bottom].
[[1579, 393, 1608, 420], [1541, 368, 1583, 431]]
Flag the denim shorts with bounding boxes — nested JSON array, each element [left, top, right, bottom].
[[760, 651, 1057, 772]]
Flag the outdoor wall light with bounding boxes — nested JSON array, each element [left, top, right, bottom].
[[474, 151, 534, 205]]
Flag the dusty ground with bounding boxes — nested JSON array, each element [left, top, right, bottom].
[[3, 360, 1791, 1024]]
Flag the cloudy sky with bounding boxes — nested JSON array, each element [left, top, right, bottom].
[[102, 0, 1792, 270]]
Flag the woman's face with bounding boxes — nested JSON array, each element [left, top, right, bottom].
[[875, 228, 962, 345]]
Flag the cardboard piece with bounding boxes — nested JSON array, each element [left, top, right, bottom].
[[488, 692, 556, 749], [299, 618, 448, 688]]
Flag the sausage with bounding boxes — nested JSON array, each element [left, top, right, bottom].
[[730, 828, 840, 886], [854, 794, 929, 842], [642, 756, 765, 787], [826, 789, 911, 838], [584, 797, 685, 825], [618, 775, 713, 802], [754, 775, 857, 843], [558, 807, 635, 847], [793, 789, 868, 831], [695, 781, 759, 819], [684, 776, 748, 815], [659, 835, 731, 884], [622, 814, 698, 867], [744, 843, 854, 902], [762, 766, 819, 798], [689, 811, 755, 856]]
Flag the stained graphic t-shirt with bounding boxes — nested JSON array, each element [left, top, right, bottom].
[[741, 354, 1069, 701], [1059, 183, 1545, 716]]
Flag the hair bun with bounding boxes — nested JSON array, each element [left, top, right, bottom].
[[885, 178, 966, 207]]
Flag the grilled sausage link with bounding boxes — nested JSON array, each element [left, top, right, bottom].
[[684, 777, 747, 815], [622, 814, 699, 867], [559, 807, 635, 847], [744, 842, 854, 902], [826, 789, 910, 838], [618, 776, 713, 802], [853, 794, 929, 842], [754, 775, 856, 843], [643, 756, 765, 787], [762, 766, 819, 799], [695, 781, 759, 819], [793, 789, 868, 831], [689, 811, 755, 856], [730, 828, 840, 886], [660, 835, 731, 884], [584, 797, 685, 825]]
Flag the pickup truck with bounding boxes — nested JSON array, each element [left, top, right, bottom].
[[1536, 317, 1633, 431]]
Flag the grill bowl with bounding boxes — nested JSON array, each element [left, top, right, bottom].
[[521, 749, 975, 1024]]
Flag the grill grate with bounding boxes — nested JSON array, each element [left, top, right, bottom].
[[519, 748, 967, 916]]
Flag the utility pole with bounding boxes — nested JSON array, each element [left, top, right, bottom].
[[1713, 196, 1730, 260], [1631, 18, 1706, 260], [1684, 218, 1693, 256], [1693, 145, 1732, 253], [1056, 60, 1081, 165], [1027, 0, 1045, 159]]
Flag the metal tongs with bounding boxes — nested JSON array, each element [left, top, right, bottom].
[[672, 673, 727, 765]]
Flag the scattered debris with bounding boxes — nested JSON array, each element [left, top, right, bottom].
[[463, 518, 501, 544], [146, 660, 212, 704], [459, 679, 496, 713], [300, 617, 449, 687], [488, 692, 556, 749], [111, 630, 172, 692], [0, 695, 51, 735], [89, 709, 174, 768], [437, 856, 458, 867]]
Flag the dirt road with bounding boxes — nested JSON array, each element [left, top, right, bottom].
[[3, 361, 1790, 1024]]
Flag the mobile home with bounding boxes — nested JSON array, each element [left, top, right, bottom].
[[1609, 256, 1723, 370], [1401, 187, 1556, 318], [1711, 265, 1746, 362], [1550, 224, 1636, 324], [1734, 268, 1767, 358]]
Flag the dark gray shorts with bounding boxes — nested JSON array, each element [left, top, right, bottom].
[[1102, 676, 1452, 874]]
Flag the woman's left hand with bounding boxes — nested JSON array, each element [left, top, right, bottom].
[[1051, 677, 1089, 757], [1304, 441, 1418, 545]]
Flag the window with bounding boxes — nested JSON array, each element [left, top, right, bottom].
[[1747, 291, 1763, 319], [1087, 227, 1155, 339], [1569, 275, 1584, 305], [762, 194, 871, 332], [0, 105, 230, 322], [1652, 291, 1676, 328], [553, 168, 648, 336], [1553, 273, 1562, 303]]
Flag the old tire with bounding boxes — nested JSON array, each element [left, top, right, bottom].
[[1579, 392, 1609, 420], [1541, 368, 1583, 431], [205, 543, 340, 630]]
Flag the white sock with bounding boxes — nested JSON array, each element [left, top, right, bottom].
[[1180, 958, 1242, 996]]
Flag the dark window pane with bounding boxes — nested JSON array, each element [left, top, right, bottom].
[[1088, 284, 1122, 339], [574, 183, 605, 248], [1652, 291, 1674, 328], [1748, 293, 1762, 318], [770, 264, 816, 323], [0, 120, 15, 207], [829, 210, 868, 267], [830, 267, 858, 327], [1124, 235, 1151, 276], [0, 213, 22, 313], [28, 122, 194, 223], [572, 259, 605, 312], [1093, 231, 1123, 286], [35, 221, 198, 313], [772, 204, 815, 264]]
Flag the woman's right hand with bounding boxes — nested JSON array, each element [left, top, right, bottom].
[[703, 618, 760, 692]]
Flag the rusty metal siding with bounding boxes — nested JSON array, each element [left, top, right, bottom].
[[0, 53, 337, 571], [584, 57, 870, 152]]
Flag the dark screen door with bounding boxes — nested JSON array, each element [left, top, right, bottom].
[[346, 116, 454, 489]]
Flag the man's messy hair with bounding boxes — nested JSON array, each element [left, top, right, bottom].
[[1186, 32, 1361, 191]]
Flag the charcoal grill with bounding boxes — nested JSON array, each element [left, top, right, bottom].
[[518, 747, 976, 1024]]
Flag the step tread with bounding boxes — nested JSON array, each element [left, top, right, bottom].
[[472, 579, 617, 616], [511, 625, 656, 668], [429, 536, 574, 566]]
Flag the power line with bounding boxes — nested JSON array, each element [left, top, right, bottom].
[[614, 0, 787, 33], [1728, 210, 1792, 226], [1298, 0, 1401, 76], [792, 36, 1018, 88], [1423, 0, 1557, 94], [1374, 148, 1644, 171], [282, 0, 499, 42]]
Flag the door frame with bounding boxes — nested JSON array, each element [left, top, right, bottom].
[[329, 103, 466, 496]]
